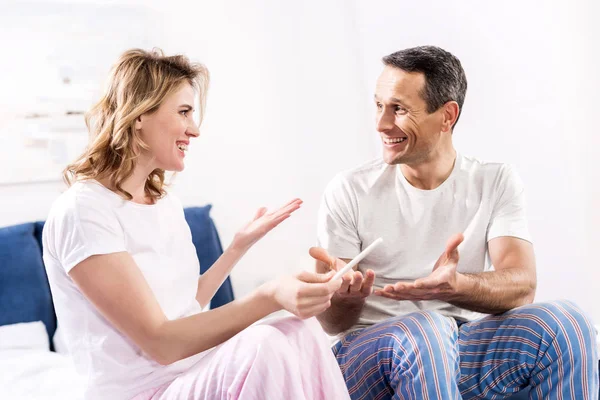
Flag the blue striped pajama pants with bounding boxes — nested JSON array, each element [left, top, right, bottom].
[[333, 300, 598, 399]]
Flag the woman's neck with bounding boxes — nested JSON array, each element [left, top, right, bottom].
[[98, 158, 155, 205]]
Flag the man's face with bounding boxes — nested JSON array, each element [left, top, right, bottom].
[[374, 66, 447, 165]]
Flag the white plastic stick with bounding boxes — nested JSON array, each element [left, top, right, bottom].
[[332, 238, 383, 280]]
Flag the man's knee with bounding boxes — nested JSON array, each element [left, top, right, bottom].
[[379, 311, 458, 352], [514, 300, 597, 356]]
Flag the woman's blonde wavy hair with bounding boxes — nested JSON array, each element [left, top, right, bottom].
[[63, 48, 209, 201]]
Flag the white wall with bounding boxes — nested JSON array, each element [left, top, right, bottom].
[[352, 0, 600, 323], [160, 1, 376, 294]]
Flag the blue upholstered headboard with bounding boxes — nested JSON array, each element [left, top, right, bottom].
[[183, 205, 234, 308]]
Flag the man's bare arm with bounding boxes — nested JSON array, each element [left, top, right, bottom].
[[311, 251, 374, 335]]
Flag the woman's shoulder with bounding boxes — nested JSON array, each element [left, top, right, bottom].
[[47, 180, 117, 223]]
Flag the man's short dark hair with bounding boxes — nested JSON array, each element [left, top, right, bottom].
[[382, 46, 467, 127]]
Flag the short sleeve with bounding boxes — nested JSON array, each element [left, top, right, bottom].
[[316, 174, 361, 259], [48, 195, 126, 273], [486, 165, 532, 243]]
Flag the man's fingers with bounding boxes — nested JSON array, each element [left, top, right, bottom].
[[308, 247, 335, 268], [414, 276, 440, 289], [374, 290, 401, 300], [393, 281, 414, 292], [445, 233, 464, 256], [374, 287, 438, 300], [338, 273, 353, 293], [382, 284, 395, 293], [360, 269, 376, 296], [348, 271, 363, 294]]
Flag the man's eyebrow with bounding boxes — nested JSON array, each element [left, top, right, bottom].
[[374, 95, 409, 106]]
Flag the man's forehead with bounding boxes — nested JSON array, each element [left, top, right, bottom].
[[375, 67, 425, 102]]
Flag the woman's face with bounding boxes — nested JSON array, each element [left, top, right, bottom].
[[135, 82, 200, 172]]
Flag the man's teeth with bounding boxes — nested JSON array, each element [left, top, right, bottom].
[[177, 143, 188, 151], [384, 137, 407, 144]]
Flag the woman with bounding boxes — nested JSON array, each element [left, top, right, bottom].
[[42, 48, 349, 400]]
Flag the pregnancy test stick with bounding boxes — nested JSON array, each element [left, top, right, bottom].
[[332, 238, 383, 281]]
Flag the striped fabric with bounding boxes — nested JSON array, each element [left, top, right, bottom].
[[333, 300, 598, 400]]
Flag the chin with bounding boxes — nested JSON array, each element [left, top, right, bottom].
[[158, 161, 185, 172], [383, 151, 404, 165]]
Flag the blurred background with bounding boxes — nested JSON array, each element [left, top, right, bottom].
[[0, 0, 598, 325]]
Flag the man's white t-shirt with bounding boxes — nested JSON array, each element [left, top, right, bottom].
[[317, 153, 532, 333], [42, 180, 210, 400]]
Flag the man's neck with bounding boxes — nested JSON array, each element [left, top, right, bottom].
[[400, 148, 457, 190]]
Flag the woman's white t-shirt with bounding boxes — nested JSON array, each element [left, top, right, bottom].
[[42, 180, 210, 400]]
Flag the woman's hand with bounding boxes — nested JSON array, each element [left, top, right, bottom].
[[231, 198, 303, 252], [261, 271, 342, 319]]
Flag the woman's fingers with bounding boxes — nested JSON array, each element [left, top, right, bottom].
[[296, 270, 335, 284], [298, 294, 332, 308], [253, 207, 268, 221], [269, 199, 303, 219]]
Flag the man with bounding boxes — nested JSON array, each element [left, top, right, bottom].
[[311, 46, 598, 399]]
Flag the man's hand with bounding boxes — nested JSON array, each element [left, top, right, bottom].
[[309, 247, 376, 299], [374, 233, 464, 301]]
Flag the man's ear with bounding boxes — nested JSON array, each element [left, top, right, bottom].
[[441, 101, 459, 133]]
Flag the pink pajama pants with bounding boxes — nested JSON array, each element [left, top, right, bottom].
[[131, 316, 350, 400]]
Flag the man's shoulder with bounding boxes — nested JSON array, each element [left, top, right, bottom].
[[458, 154, 516, 182], [332, 158, 390, 187], [340, 155, 514, 180]]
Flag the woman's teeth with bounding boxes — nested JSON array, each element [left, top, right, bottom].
[[177, 143, 188, 151]]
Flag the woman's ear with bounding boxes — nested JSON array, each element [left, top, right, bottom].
[[134, 115, 143, 131]]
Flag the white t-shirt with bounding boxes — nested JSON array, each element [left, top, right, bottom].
[[317, 153, 532, 333], [42, 180, 210, 400]]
